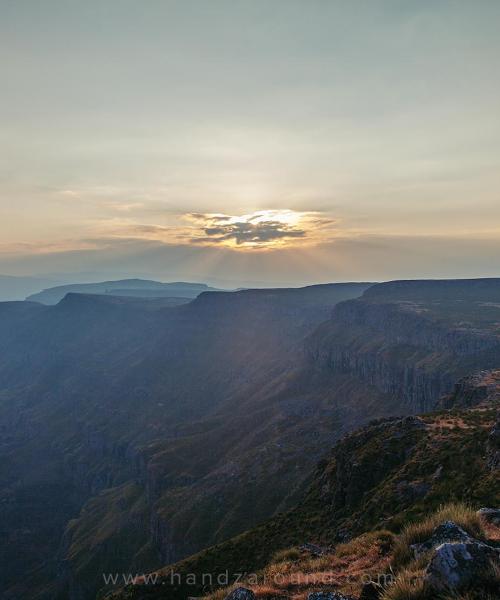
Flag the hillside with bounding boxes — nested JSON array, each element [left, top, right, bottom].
[[0, 282, 373, 599], [107, 393, 499, 600]]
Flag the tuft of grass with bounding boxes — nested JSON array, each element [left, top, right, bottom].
[[392, 503, 484, 569], [380, 568, 426, 600], [336, 530, 394, 558]]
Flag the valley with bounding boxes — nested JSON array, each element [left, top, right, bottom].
[[0, 279, 499, 599]]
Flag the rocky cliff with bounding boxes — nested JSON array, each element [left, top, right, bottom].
[[307, 279, 500, 412]]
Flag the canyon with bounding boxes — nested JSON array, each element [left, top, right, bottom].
[[0, 279, 499, 599]]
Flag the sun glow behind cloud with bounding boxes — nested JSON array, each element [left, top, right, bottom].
[[111, 210, 338, 250], [186, 210, 335, 249]]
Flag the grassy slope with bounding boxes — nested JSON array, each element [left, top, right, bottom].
[[106, 404, 499, 600]]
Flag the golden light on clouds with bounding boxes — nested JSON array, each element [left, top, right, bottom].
[[187, 210, 335, 249], [100, 209, 338, 251], [112, 210, 338, 251]]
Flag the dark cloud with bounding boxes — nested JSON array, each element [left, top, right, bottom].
[[199, 219, 307, 246], [204, 227, 227, 235]]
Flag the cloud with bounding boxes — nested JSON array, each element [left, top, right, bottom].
[[185, 210, 335, 249], [76, 209, 337, 251], [200, 219, 306, 246]]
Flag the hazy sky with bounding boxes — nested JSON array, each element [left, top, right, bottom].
[[1, 0, 499, 286]]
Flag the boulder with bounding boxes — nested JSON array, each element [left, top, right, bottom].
[[477, 507, 500, 526], [224, 588, 256, 600], [410, 521, 473, 558], [425, 541, 500, 591]]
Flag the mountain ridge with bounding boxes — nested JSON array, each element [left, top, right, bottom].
[[26, 278, 223, 305]]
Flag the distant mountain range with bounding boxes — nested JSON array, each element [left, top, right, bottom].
[[26, 278, 223, 304]]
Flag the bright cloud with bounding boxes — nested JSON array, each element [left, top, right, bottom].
[[185, 210, 336, 249]]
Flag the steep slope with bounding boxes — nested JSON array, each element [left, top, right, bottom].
[[107, 397, 499, 600], [308, 278, 500, 412], [0, 283, 373, 599]]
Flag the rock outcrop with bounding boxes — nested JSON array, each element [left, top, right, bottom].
[[440, 369, 500, 409], [425, 541, 500, 591], [410, 521, 473, 559], [405, 516, 500, 593]]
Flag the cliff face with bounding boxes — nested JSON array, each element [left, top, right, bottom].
[[440, 369, 500, 409], [307, 280, 500, 412]]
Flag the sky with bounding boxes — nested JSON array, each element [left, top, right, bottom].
[[1, 0, 499, 287]]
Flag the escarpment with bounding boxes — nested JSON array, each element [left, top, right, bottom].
[[307, 279, 500, 412]]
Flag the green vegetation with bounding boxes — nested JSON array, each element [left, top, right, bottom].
[[109, 405, 499, 600]]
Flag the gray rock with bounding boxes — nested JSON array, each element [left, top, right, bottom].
[[225, 588, 256, 600], [477, 507, 500, 526], [425, 541, 500, 591], [410, 521, 473, 558]]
